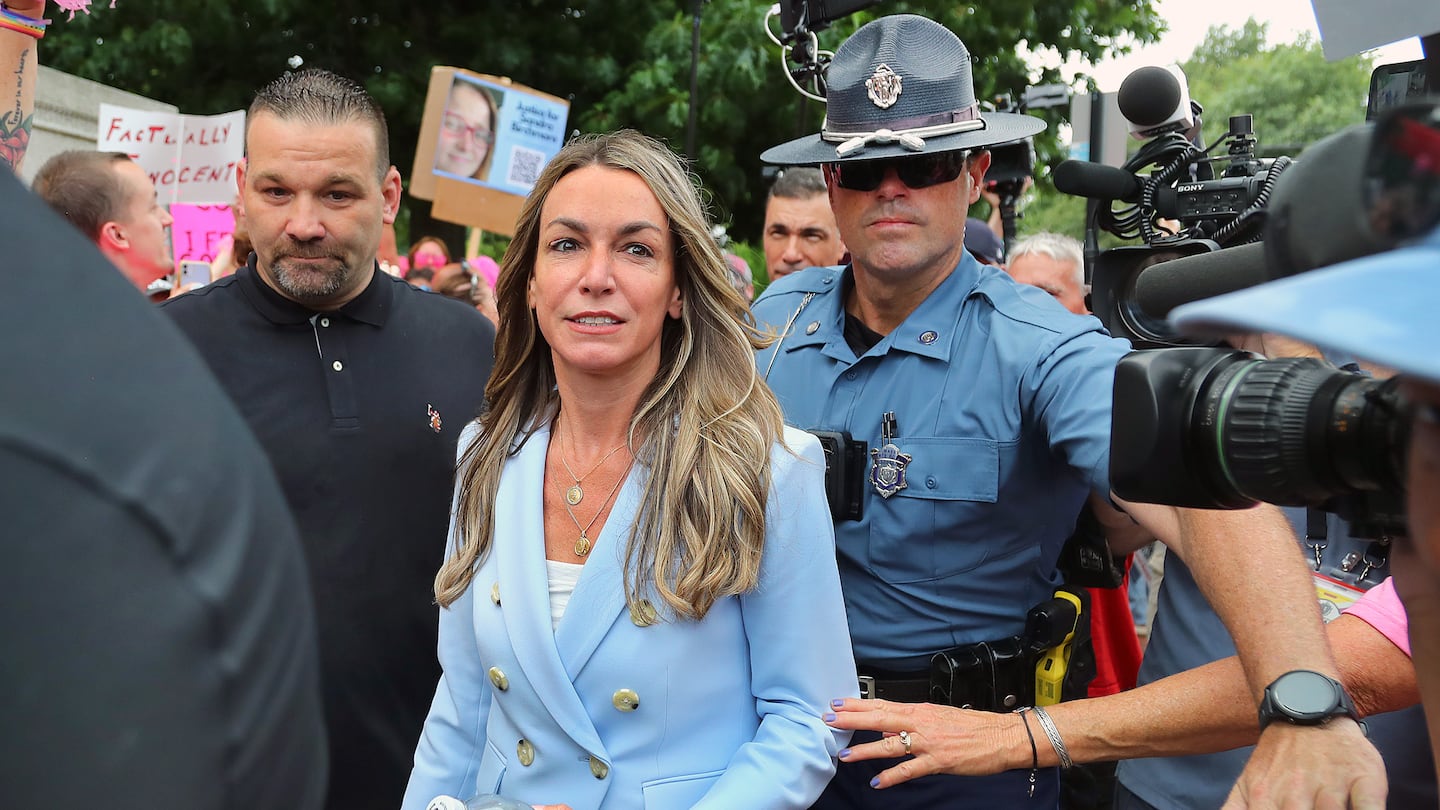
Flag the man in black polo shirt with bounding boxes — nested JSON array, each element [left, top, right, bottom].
[[162, 70, 496, 810]]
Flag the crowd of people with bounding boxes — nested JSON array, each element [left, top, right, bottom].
[[5, 4, 1440, 810]]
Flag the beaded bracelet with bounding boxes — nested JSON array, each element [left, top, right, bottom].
[[1013, 707, 1040, 798], [0, 3, 50, 39]]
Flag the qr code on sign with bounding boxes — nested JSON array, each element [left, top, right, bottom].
[[507, 146, 546, 190]]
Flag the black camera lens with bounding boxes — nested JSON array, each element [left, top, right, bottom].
[[1112, 348, 1409, 525], [1198, 356, 1405, 502]]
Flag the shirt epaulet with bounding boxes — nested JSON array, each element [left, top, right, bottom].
[[756, 265, 842, 301], [969, 268, 1123, 351]]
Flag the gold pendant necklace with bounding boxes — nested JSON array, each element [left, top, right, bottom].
[[558, 421, 627, 506], [558, 457, 633, 558]]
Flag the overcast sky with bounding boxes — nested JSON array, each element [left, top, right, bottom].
[[1082, 0, 1422, 90]]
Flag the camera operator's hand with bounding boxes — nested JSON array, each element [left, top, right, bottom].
[[1115, 498, 1389, 809], [978, 177, 1032, 241], [1222, 719, 1384, 810]]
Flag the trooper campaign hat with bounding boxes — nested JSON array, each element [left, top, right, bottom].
[[762, 14, 1046, 166]]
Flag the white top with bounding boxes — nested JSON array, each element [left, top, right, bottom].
[[545, 559, 585, 631]]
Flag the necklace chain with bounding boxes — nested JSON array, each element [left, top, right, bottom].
[[558, 420, 627, 506], [558, 456, 633, 558]]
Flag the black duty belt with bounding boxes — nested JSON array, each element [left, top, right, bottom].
[[856, 637, 1037, 713], [856, 671, 931, 702], [855, 592, 1090, 712]]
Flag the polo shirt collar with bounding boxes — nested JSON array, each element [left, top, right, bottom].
[[238, 256, 392, 327]]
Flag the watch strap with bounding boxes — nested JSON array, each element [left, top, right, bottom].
[[1257, 670, 1360, 730]]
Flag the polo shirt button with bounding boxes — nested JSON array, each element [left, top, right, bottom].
[[331, 360, 344, 372], [805, 321, 820, 335], [919, 330, 938, 345], [612, 688, 640, 712], [488, 666, 509, 691], [516, 739, 535, 766], [319, 317, 330, 327], [589, 755, 609, 780]]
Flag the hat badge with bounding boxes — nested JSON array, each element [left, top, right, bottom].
[[866, 63, 902, 109]]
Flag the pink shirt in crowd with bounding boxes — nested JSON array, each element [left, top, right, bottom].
[[1344, 577, 1410, 656]]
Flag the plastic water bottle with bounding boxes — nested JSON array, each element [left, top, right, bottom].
[[427, 794, 532, 810]]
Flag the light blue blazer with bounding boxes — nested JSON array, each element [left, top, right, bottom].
[[403, 423, 857, 810]]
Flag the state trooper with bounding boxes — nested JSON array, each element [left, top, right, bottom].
[[750, 14, 1384, 809]]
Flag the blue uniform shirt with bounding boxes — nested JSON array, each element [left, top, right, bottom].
[[752, 254, 1131, 669]]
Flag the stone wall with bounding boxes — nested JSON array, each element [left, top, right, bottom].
[[21, 66, 176, 184]]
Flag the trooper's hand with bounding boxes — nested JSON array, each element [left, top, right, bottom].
[[1222, 720, 1385, 809]]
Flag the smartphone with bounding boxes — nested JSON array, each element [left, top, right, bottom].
[[179, 260, 211, 288], [1367, 60, 1429, 121]]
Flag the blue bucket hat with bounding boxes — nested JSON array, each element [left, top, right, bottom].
[[761, 14, 1046, 166]]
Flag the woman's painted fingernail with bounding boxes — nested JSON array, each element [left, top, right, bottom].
[[838, 748, 851, 759], [832, 698, 845, 708], [869, 776, 881, 788], [822, 712, 837, 722]]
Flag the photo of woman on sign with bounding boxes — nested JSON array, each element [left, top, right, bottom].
[[435, 77, 503, 183]]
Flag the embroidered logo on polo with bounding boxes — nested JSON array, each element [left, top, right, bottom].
[[427, 404, 443, 433], [866, 64, 902, 109]]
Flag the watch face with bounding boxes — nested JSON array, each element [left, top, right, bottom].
[[1272, 670, 1342, 720]]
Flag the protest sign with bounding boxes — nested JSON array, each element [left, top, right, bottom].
[[169, 204, 235, 274], [98, 105, 245, 205], [411, 67, 569, 236]]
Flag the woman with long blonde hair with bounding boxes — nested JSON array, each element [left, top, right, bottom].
[[403, 130, 856, 810]]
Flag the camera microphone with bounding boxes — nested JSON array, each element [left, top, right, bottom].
[[1053, 160, 1144, 202], [1128, 123, 1400, 319], [1117, 65, 1198, 141], [1133, 242, 1268, 319], [779, 0, 883, 37], [1264, 123, 1390, 279]]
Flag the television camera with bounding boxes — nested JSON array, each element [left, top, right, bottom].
[[1053, 65, 1304, 349], [1101, 94, 1440, 537]]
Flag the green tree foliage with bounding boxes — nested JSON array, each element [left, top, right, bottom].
[[585, 0, 1165, 237], [995, 19, 1377, 244], [1180, 20, 1373, 156], [44, 0, 1163, 243]]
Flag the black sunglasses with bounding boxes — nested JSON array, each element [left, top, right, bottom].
[[828, 151, 971, 192]]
